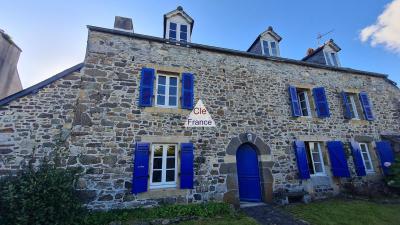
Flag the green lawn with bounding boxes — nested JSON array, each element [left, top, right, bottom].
[[177, 214, 258, 225], [284, 199, 400, 225]]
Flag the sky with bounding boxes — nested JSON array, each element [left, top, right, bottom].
[[0, 0, 399, 88]]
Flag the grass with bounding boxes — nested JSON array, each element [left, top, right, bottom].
[[284, 199, 400, 225], [83, 202, 257, 225], [177, 214, 258, 225]]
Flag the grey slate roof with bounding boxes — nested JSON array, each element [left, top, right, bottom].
[[88, 25, 393, 80], [0, 63, 83, 106]]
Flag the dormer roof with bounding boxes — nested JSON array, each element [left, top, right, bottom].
[[247, 26, 282, 52], [302, 39, 341, 61], [163, 6, 194, 39]]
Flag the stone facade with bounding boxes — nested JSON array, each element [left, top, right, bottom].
[[0, 24, 399, 210]]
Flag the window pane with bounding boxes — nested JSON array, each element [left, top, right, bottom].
[[325, 52, 332, 65], [167, 158, 175, 169], [312, 153, 321, 162], [153, 158, 162, 169], [157, 85, 165, 95], [169, 31, 176, 40], [167, 145, 176, 156], [152, 170, 162, 182], [169, 77, 177, 86], [166, 170, 175, 182], [170, 22, 177, 30], [157, 95, 165, 105], [169, 86, 177, 95], [180, 32, 187, 42], [154, 145, 163, 156], [331, 53, 338, 66], [263, 41, 270, 56], [365, 161, 372, 170], [169, 96, 177, 106], [158, 76, 166, 85], [314, 163, 323, 173], [180, 24, 187, 32], [270, 42, 277, 56]]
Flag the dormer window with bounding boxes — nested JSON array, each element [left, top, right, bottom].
[[248, 26, 282, 57], [324, 51, 340, 67], [302, 39, 341, 67], [167, 22, 188, 42], [262, 40, 279, 56], [164, 6, 194, 43]]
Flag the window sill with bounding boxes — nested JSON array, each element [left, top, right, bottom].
[[349, 119, 369, 126], [310, 174, 328, 177], [149, 184, 177, 190], [144, 107, 190, 114]]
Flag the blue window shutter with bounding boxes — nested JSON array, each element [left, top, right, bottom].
[[313, 87, 330, 118], [139, 68, 155, 107], [359, 92, 374, 121], [327, 141, 350, 177], [132, 142, 150, 194], [375, 141, 395, 175], [341, 92, 352, 119], [180, 143, 194, 189], [289, 86, 301, 117], [181, 73, 194, 109], [294, 141, 311, 179], [350, 141, 366, 176]]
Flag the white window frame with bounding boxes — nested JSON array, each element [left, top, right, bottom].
[[359, 143, 374, 173], [150, 144, 178, 189], [297, 90, 312, 117], [348, 94, 360, 119], [307, 142, 326, 176], [261, 40, 279, 57], [155, 74, 178, 108], [167, 21, 190, 42]]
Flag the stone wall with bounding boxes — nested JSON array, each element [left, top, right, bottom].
[[0, 29, 399, 210]]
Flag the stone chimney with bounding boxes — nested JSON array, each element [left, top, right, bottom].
[[114, 16, 133, 32]]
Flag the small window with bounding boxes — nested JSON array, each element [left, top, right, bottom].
[[262, 41, 270, 56], [270, 41, 278, 56], [180, 24, 188, 43], [169, 22, 177, 41], [305, 142, 326, 175], [297, 90, 311, 117], [346, 93, 360, 119], [150, 144, 178, 188], [156, 74, 178, 108], [330, 53, 338, 66], [359, 143, 374, 173], [324, 51, 339, 66]]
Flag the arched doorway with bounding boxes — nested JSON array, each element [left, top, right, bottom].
[[236, 144, 262, 202]]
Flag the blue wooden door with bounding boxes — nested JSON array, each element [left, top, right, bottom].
[[236, 144, 262, 202]]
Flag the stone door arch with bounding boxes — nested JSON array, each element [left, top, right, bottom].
[[221, 132, 274, 206]]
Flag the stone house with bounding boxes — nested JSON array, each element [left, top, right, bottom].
[[0, 6, 399, 210]]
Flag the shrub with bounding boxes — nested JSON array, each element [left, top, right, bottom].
[[386, 156, 400, 189], [84, 202, 233, 225], [0, 163, 86, 225]]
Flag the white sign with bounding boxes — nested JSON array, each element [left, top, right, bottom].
[[184, 100, 216, 127]]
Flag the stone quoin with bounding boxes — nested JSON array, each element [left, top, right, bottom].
[[0, 6, 399, 210]]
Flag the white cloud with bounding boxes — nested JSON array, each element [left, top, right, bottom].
[[360, 0, 400, 54]]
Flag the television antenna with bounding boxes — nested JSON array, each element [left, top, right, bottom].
[[317, 29, 334, 46]]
